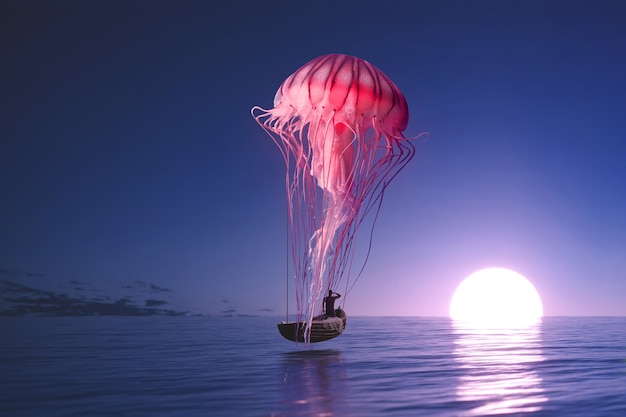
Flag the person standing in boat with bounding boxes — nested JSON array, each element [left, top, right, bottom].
[[323, 290, 341, 317]]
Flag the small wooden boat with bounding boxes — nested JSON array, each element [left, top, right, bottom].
[[277, 308, 347, 343]]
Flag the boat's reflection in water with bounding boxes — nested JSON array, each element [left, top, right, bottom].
[[274, 349, 350, 417], [453, 320, 547, 415]]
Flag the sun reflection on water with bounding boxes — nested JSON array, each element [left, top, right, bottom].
[[453, 320, 548, 415]]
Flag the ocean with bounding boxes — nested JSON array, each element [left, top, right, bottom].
[[2, 316, 625, 416]]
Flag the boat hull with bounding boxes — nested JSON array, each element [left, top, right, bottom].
[[277, 308, 347, 343]]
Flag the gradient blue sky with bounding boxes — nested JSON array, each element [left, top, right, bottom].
[[2, 0, 625, 316]]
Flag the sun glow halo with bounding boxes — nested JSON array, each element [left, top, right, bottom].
[[450, 268, 543, 327]]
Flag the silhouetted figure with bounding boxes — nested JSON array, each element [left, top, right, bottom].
[[323, 290, 341, 317]]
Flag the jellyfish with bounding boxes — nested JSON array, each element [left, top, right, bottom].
[[252, 54, 419, 342]]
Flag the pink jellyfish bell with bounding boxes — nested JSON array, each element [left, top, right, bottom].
[[252, 54, 418, 343]]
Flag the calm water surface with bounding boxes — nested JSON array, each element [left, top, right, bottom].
[[2, 316, 626, 416]]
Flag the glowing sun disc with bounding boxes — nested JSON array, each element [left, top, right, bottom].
[[450, 268, 543, 327]]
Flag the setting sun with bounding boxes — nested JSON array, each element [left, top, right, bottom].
[[450, 268, 543, 327]]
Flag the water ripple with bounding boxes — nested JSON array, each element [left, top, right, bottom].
[[2, 316, 626, 416]]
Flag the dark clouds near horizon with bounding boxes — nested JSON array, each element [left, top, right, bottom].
[[0, 268, 185, 316]]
